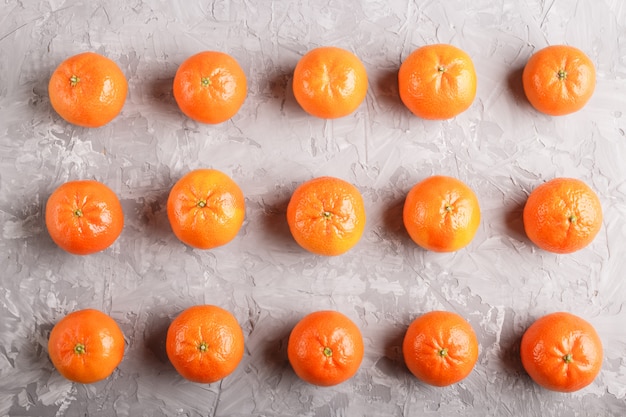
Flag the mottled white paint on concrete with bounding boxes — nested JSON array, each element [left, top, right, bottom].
[[1, 0, 625, 416]]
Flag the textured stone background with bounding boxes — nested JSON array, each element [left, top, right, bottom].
[[1, 0, 625, 416]]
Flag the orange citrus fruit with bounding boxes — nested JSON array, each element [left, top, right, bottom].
[[48, 52, 127, 127], [398, 44, 477, 120], [173, 51, 247, 124], [286, 176, 366, 256], [45, 180, 124, 255], [522, 45, 596, 116], [403, 175, 480, 252], [48, 309, 125, 383], [292, 46, 368, 119], [288, 310, 364, 386], [166, 305, 245, 383], [520, 312, 603, 392], [523, 178, 602, 254], [402, 310, 479, 387], [167, 169, 245, 249]]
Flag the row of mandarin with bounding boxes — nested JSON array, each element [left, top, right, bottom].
[[48, 305, 603, 393], [45, 170, 603, 257], [43, 44, 603, 396], [48, 44, 596, 128]]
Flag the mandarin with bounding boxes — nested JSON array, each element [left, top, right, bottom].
[[523, 178, 602, 254], [288, 310, 364, 386], [167, 169, 245, 250], [48, 52, 127, 127], [292, 46, 368, 119], [403, 175, 480, 252], [48, 309, 125, 384], [522, 45, 596, 116], [173, 51, 247, 124], [45, 180, 124, 255], [286, 176, 366, 256], [402, 311, 479, 387], [398, 44, 477, 120], [166, 305, 245, 383], [520, 312, 603, 392]]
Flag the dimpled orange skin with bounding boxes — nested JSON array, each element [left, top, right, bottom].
[[48, 309, 125, 384], [523, 178, 602, 254], [166, 305, 245, 384], [48, 52, 128, 128], [167, 169, 245, 250], [402, 175, 481, 252], [402, 311, 479, 387], [173, 51, 247, 124], [520, 312, 603, 392], [287, 310, 364, 387], [286, 176, 366, 256], [293, 46, 368, 119], [45, 180, 124, 255], [398, 44, 477, 120], [522, 45, 596, 116]]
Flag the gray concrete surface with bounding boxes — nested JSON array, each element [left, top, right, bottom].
[[1, 0, 625, 416]]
